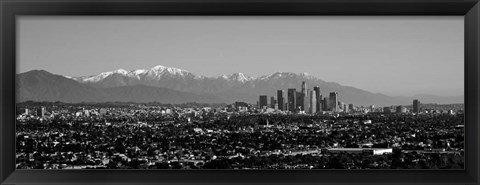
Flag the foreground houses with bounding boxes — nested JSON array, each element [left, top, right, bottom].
[[15, 102, 464, 169]]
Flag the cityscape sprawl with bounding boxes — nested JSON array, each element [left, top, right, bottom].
[[16, 81, 464, 169]]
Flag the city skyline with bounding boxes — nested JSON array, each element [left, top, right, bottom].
[[18, 16, 463, 97], [255, 80, 424, 115]]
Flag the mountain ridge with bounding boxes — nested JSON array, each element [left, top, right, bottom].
[[17, 70, 225, 104], [17, 67, 464, 106]]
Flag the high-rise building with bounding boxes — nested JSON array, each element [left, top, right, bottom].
[[323, 97, 328, 111], [301, 81, 308, 111], [304, 94, 309, 112], [318, 95, 323, 111], [309, 90, 316, 114], [343, 103, 348, 113], [277, 90, 284, 111], [270, 96, 276, 109], [313, 86, 321, 112], [296, 91, 303, 111], [301, 81, 307, 97], [287, 88, 297, 112], [259, 95, 268, 109], [329, 92, 338, 112], [413, 99, 421, 113]]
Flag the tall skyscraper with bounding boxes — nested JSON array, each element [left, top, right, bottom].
[[277, 90, 284, 111], [259, 95, 268, 109], [413, 99, 420, 113], [303, 94, 309, 112], [301, 81, 308, 111], [296, 91, 302, 111], [329, 92, 338, 112], [323, 97, 328, 111], [313, 86, 321, 112], [301, 81, 307, 97], [309, 90, 316, 114], [287, 88, 297, 112], [270, 96, 276, 109]]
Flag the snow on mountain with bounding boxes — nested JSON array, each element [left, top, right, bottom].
[[72, 65, 324, 91], [227, 73, 255, 83], [75, 70, 124, 82], [217, 73, 255, 82], [74, 65, 194, 83], [113, 69, 129, 75], [148, 65, 190, 76], [257, 72, 303, 80], [74, 65, 323, 85], [142, 65, 194, 81], [132, 69, 146, 75]]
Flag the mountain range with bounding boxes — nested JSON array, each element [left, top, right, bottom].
[[16, 65, 464, 106]]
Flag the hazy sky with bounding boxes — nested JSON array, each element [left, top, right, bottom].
[[17, 16, 463, 97]]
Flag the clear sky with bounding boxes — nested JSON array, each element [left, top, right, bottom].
[[17, 16, 464, 97]]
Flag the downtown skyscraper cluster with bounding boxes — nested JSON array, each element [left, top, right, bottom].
[[259, 81, 353, 114]]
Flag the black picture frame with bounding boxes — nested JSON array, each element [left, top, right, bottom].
[[1, 0, 479, 184]]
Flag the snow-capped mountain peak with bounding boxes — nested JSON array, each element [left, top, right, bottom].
[[113, 69, 129, 75], [217, 73, 255, 82], [73, 65, 321, 87], [76, 69, 130, 82], [148, 65, 190, 76], [73, 65, 197, 83], [132, 69, 147, 75], [228, 73, 255, 82], [257, 72, 315, 81]]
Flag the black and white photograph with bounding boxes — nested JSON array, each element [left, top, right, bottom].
[[15, 16, 465, 170]]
